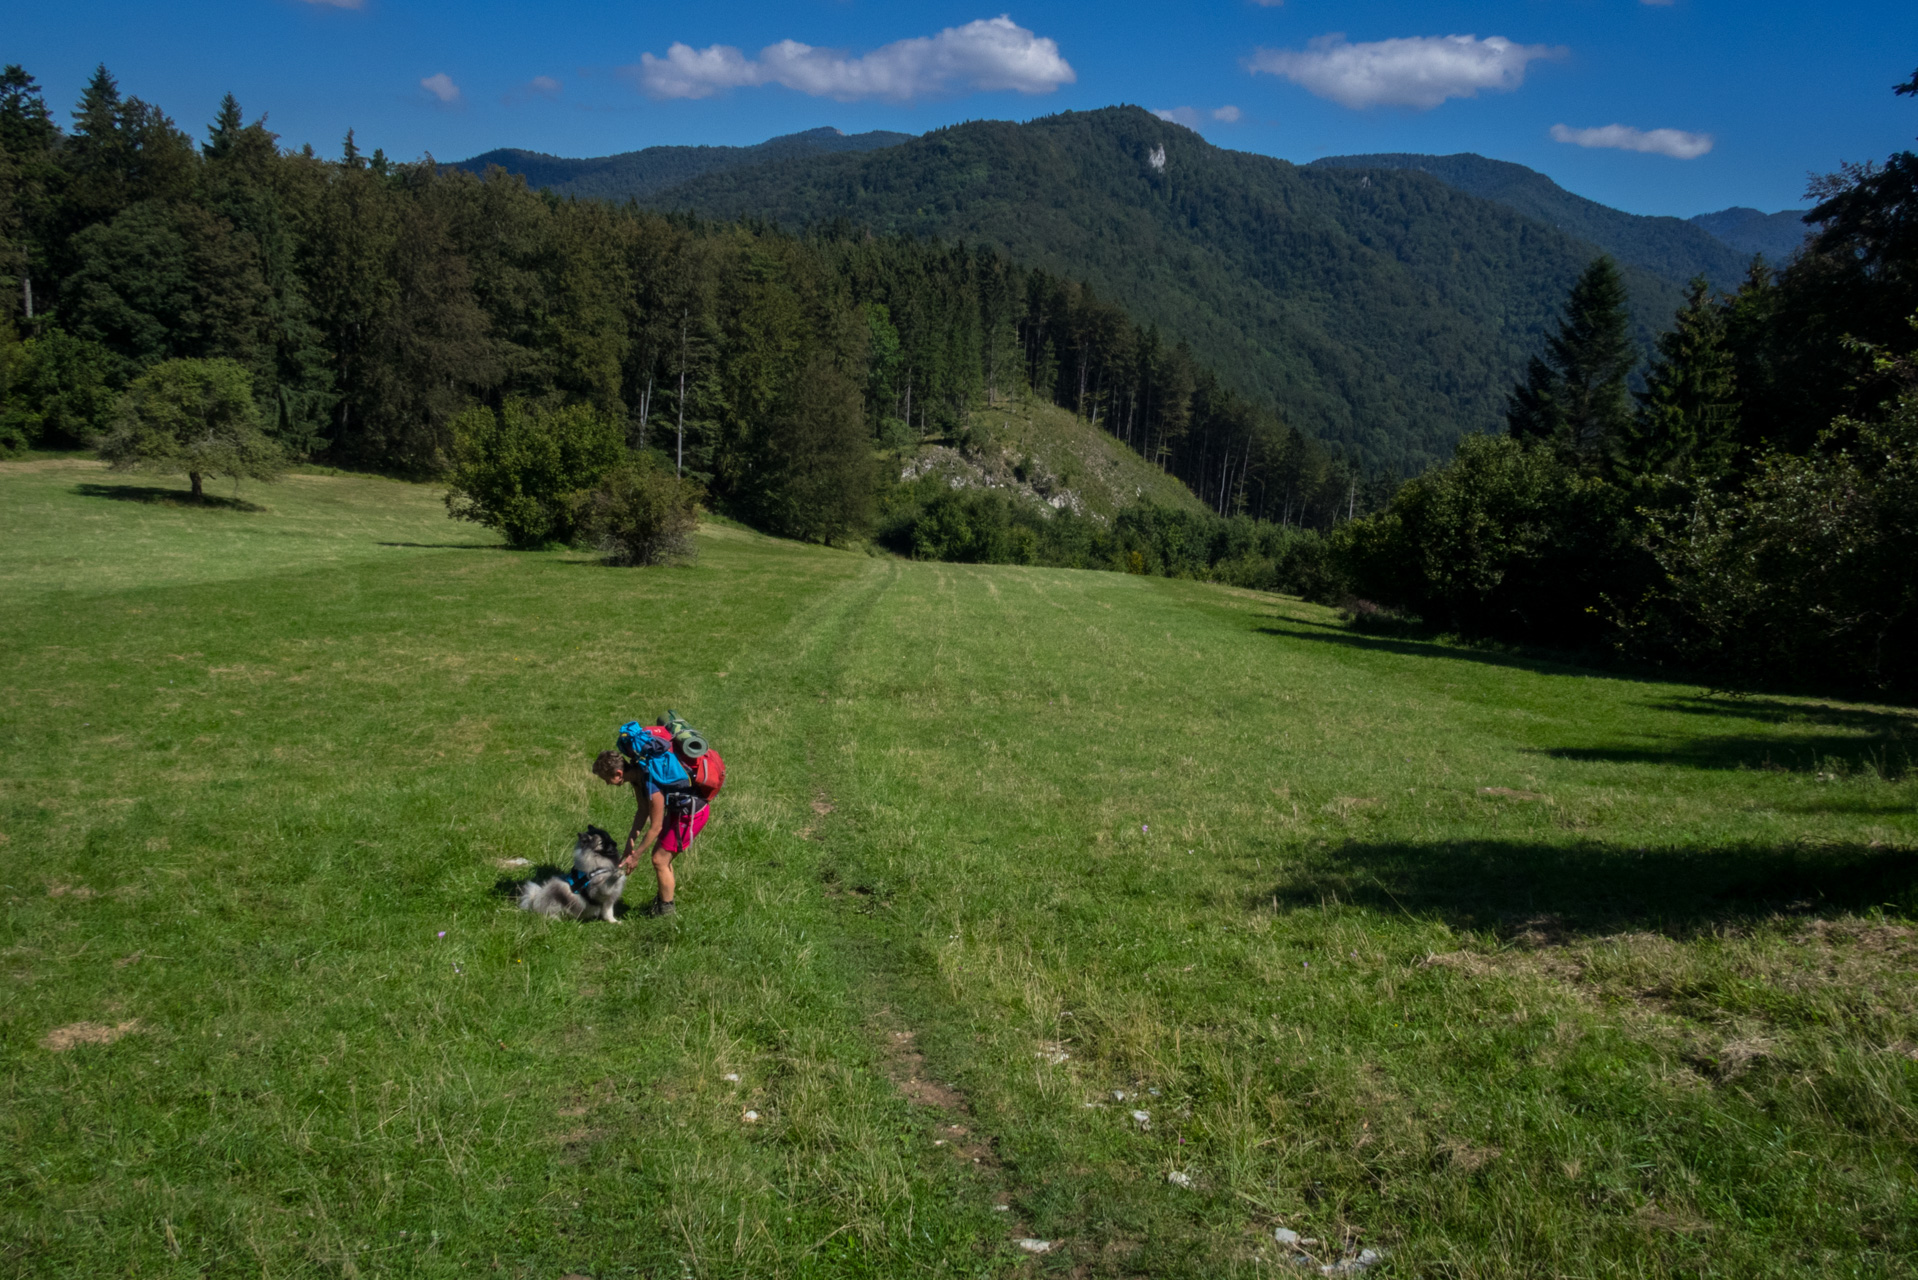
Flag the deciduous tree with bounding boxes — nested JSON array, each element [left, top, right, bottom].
[[97, 356, 283, 500]]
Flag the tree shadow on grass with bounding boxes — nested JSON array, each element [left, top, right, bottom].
[[1541, 701, 1915, 779], [1261, 838, 1918, 940], [1648, 695, 1918, 734], [1544, 737, 1913, 779], [1257, 617, 1650, 684], [375, 542, 508, 550], [74, 482, 266, 512]]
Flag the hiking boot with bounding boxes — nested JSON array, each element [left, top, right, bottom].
[[645, 897, 676, 917]]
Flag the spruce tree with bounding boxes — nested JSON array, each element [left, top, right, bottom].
[[1619, 276, 1737, 480], [203, 93, 244, 160], [1506, 256, 1636, 466]]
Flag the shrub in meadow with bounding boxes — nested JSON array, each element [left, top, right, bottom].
[[578, 455, 702, 566]]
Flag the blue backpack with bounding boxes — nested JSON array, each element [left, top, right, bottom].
[[617, 721, 691, 790]]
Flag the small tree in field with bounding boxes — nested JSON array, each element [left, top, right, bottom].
[[98, 358, 284, 501]]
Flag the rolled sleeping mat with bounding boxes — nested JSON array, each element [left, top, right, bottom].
[[662, 710, 708, 758]]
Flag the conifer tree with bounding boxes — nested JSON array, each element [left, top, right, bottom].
[[1506, 256, 1636, 466], [0, 65, 59, 322], [1619, 276, 1737, 480]]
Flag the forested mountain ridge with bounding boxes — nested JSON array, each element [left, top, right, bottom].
[[1311, 151, 1756, 287], [452, 126, 912, 203], [643, 106, 1687, 472], [1687, 206, 1811, 262]]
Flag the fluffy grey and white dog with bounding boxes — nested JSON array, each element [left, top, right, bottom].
[[516, 825, 628, 922]]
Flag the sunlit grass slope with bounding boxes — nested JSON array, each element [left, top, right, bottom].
[[3, 461, 1915, 1278], [902, 395, 1208, 520]]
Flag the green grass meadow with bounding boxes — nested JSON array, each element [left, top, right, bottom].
[[3, 459, 1916, 1278]]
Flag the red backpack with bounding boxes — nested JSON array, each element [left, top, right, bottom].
[[684, 748, 726, 801]]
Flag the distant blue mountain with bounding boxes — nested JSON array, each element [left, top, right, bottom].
[[452, 127, 914, 202], [1687, 206, 1812, 264]]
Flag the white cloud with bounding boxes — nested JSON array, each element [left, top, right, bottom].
[[639, 43, 761, 99], [634, 15, 1074, 102], [1247, 33, 1563, 110], [1152, 105, 1243, 128], [420, 73, 461, 104], [1550, 122, 1712, 159], [502, 75, 563, 106]]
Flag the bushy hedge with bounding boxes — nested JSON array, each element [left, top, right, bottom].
[[1651, 391, 1918, 698], [878, 479, 1340, 598], [1332, 433, 1645, 647]]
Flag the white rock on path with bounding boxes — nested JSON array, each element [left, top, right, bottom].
[[1320, 1248, 1386, 1275], [1167, 1170, 1193, 1188], [1131, 1109, 1151, 1128], [1015, 1239, 1052, 1254]]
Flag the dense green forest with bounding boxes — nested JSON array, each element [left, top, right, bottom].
[[648, 105, 1695, 472], [1335, 68, 1918, 700], [1308, 151, 1757, 285], [0, 64, 1377, 569]]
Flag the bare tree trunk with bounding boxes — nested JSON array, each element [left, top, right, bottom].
[[638, 373, 653, 448], [190, 471, 204, 502], [22, 276, 32, 321], [675, 310, 688, 480]]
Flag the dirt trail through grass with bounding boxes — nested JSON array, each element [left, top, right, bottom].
[[3, 463, 1915, 1278]]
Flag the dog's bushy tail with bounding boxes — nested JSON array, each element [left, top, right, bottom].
[[518, 879, 579, 917]]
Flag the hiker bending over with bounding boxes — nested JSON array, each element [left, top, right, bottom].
[[592, 749, 707, 916]]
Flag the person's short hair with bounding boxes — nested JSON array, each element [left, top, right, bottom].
[[593, 749, 626, 781]]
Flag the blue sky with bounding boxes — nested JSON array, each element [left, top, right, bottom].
[[10, 1, 1917, 217]]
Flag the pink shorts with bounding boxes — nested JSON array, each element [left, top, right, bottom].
[[659, 802, 709, 854]]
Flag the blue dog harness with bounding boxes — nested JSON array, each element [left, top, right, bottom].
[[567, 865, 616, 895]]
